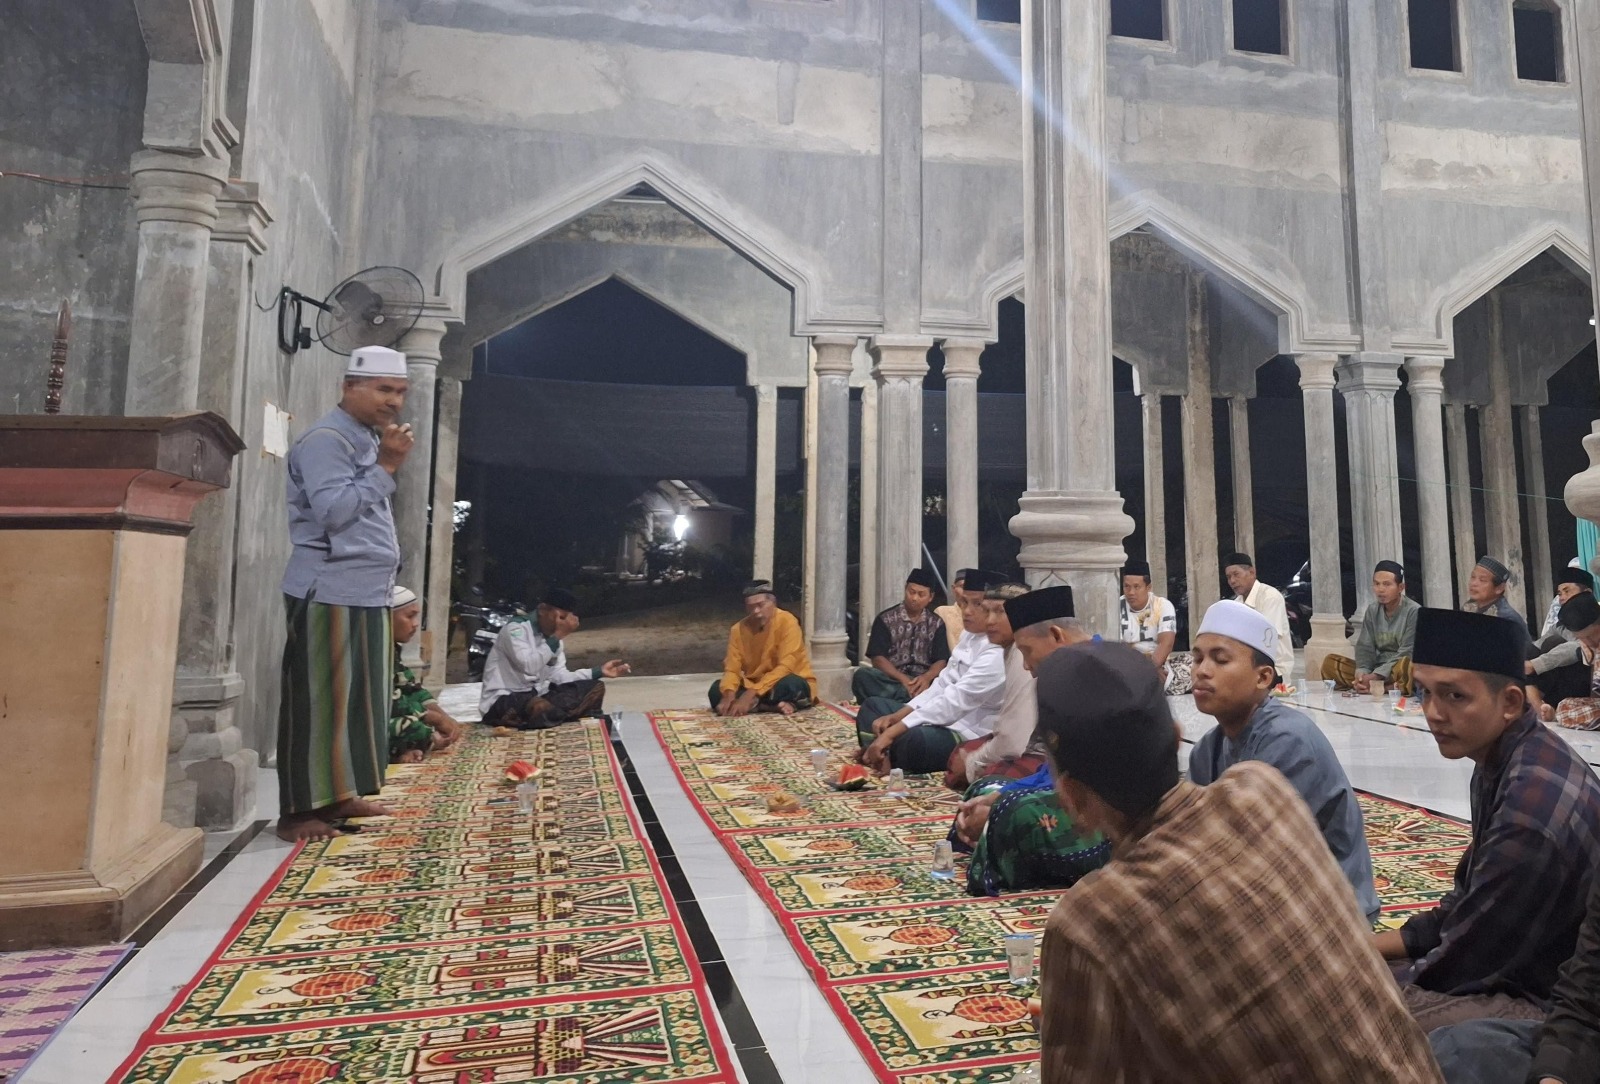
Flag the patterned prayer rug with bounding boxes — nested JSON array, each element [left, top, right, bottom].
[[113, 723, 739, 1084], [650, 705, 1473, 1084], [0, 943, 131, 1080]]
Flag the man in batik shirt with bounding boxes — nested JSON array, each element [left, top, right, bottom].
[[852, 568, 951, 706]]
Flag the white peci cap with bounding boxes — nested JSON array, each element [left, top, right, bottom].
[[346, 346, 408, 378], [1196, 598, 1279, 659]]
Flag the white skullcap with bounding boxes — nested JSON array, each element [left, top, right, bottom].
[[1197, 598, 1279, 659], [347, 346, 408, 378], [390, 585, 418, 609]]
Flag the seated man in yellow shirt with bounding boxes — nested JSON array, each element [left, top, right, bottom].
[[709, 580, 819, 717]]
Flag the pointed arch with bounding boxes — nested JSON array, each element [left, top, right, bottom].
[[432, 154, 855, 333], [1410, 223, 1593, 354]]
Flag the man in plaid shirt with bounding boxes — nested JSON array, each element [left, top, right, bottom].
[[1033, 642, 1443, 1083], [1374, 608, 1600, 1032]]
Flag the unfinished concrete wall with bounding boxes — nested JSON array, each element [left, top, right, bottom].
[[0, 1, 146, 415], [224, 0, 366, 754]]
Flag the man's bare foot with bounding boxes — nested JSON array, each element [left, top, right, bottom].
[[1539, 703, 1557, 723], [276, 813, 337, 842], [777, 701, 797, 717], [323, 796, 393, 820], [398, 749, 425, 763]]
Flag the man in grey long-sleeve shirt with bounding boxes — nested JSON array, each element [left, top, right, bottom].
[[276, 346, 414, 841], [1527, 567, 1596, 720], [1191, 600, 1383, 924], [1321, 561, 1420, 694]]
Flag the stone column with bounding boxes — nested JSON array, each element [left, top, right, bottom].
[[1480, 293, 1525, 613], [1009, 0, 1133, 633], [172, 183, 270, 830], [1180, 274, 1221, 622], [1566, 2, 1600, 531], [1140, 389, 1167, 594], [801, 353, 819, 643], [811, 336, 857, 677], [1227, 396, 1255, 557], [871, 335, 931, 612], [424, 363, 466, 691], [753, 384, 778, 584], [858, 375, 879, 658], [1404, 357, 1452, 607], [393, 318, 447, 663], [1445, 402, 1477, 603], [941, 338, 983, 578], [1295, 354, 1349, 678], [125, 150, 230, 416], [1336, 353, 1406, 615], [1521, 404, 1553, 612]]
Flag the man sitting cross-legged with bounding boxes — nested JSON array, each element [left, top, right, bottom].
[[388, 586, 462, 763], [1034, 642, 1444, 1084], [1190, 599, 1382, 924], [1119, 560, 1190, 694], [851, 567, 951, 707], [1322, 560, 1421, 695], [1527, 568, 1596, 722], [1372, 608, 1600, 1032], [949, 586, 1110, 897], [944, 578, 1044, 791], [1429, 873, 1600, 1084], [932, 569, 971, 650], [710, 580, 818, 718], [1224, 551, 1296, 685], [856, 569, 1005, 774], [1550, 593, 1600, 731], [480, 587, 630, 729], [1463, 555, 1532, 657]]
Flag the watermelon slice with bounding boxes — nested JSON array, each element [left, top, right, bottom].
[[836, 763, 871, 791], [504, 760, 541, 783]]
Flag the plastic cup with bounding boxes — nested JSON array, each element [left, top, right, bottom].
[[1005, 933, 1036, 986]]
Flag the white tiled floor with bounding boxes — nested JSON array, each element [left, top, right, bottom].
[[25, 680, 1600, 1082]]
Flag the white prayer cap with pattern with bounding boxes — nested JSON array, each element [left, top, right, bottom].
[[346, 346, 408, 378], [1196, 598, 1279, 659], [390, 585, 418, 609]]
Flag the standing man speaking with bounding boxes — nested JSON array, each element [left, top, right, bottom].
[[277, 346, 414, 841]]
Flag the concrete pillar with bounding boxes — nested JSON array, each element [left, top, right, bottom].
[[1140, 390, 1167, 594], [1009, 0, 1133, 634], [941, 338, 983, 578], [753, 384, 778, 584], [393, 318, 447, 663], [1480, 293, 1525, 614], [871, 335, 931, 612], [1521, 404, 1553, 612], [125, 150, 230, 415], [1227, 396, 1255, 557], [811, 336, 856, 681], [858, 375, 879, 658], [424, 372, 465, 690], [1180, 274, 1221, 622], [801, 352, 819, 643], [1336, 353, 1406, 615], [1295, 354, 1349, 678], [1564, 2, 1600, 530], [1444, 403, 1477, 605], [172, 182, 270, 830], [1404, 357, 1452, 608]]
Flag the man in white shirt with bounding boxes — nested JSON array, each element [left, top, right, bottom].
[[1224, 552, 1295, 684], [856, 569, 1006, 775], [479, 587, 630, 728], [945, 579, 1043, 790]]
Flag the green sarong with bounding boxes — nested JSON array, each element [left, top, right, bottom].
[[278, 594, 392, 815], [851, 665, 911, 705], [389, 649, 435, 761], [961, 774, 1111, 897]]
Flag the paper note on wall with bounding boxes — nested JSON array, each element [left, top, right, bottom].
[[263, 402, 293, 458]]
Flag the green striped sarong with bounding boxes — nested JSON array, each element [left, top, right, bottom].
[[278, 594, 393, 815]]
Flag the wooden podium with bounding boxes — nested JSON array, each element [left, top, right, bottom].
[[0, 413, 243, 948]]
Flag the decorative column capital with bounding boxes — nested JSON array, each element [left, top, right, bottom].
[[870, 334, 933, 381], [1293, 353, 1339, 391], [398, 317, 450, 370], [213, 182, 273, 255], [1403, 355, 1447, 393], [1335, 352, 1404, 395], [940, 337, 985, 381], [130, 150, 229, 229], [812, 335, 857, 376]]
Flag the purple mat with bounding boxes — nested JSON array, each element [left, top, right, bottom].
[[0, 944, 131, 1080]]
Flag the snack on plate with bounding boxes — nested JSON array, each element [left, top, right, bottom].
[[1269, 683, 1298, 698], [493, 726, 518, 736], [1027, 997, 1042, 1017], [766, 791, 803, 813], [504, 760, 541, 783], [834, 763, 871, 791]]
